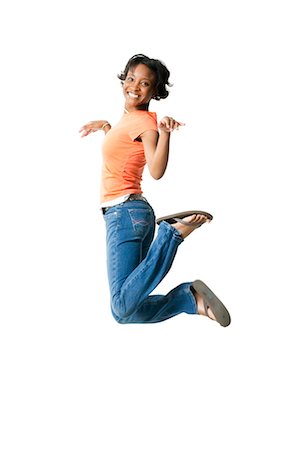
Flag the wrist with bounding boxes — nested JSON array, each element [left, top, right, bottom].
[[159, 129, 171, 139], [101, 122, 111, 131]]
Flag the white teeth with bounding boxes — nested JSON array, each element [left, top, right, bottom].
[[128, 92, 138, 98]]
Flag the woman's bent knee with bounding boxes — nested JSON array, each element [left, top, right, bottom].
[[111, 304, 134, 324]]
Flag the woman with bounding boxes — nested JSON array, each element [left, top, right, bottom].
[[79, 54, 230, 326]]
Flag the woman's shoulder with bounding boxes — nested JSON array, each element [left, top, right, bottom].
[[136, 110, 157, 123], [146, 111, 157, 119], [122, 110, 157, 125]]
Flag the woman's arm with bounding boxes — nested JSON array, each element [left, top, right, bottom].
[[79, 120, 111, 137], [141, 116, 185, 180]]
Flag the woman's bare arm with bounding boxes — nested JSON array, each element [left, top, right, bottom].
[[141, 116, 185, 180]]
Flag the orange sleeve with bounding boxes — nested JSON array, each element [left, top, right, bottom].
[[128, 113, 158, 141]]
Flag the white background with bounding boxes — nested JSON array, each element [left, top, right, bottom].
[[1, 1, 298, 449]]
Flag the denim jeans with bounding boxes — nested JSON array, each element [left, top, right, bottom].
[[103, 199, 197, 324]]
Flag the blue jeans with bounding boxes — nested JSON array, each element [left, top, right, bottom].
[[103, 200, 197, 324]]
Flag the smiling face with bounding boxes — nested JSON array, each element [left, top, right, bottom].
[[123, 63, 157, 111]]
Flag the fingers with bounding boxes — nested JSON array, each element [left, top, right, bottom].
[[79, 122, 91, 137], [173, 121, 186, 130], [79, 121, 93, 132], [79, 121, 99, 138], [79, 127, 92, 138], [159, 117, 186, 132]]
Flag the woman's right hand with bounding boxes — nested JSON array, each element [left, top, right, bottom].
[[79, 120, 110, 137]]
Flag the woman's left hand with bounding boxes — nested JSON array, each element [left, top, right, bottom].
[[158, 116, 185, 132]]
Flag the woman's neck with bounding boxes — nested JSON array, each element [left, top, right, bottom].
[[124, 103, 149, 113]]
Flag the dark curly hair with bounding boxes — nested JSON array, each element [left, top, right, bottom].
[[118, 54, 172, 101]]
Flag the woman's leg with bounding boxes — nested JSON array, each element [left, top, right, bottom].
[[114, 282, 196, 324], [103, 200, 197, 324]]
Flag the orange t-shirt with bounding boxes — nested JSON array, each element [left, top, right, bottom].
[[101, 110, 158, 203]]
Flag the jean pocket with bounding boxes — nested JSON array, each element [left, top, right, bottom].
[[128, 208, 153, 237], [103, 208, 118, 224]]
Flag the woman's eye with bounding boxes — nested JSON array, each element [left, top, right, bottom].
[[126, 77, 134, 82]]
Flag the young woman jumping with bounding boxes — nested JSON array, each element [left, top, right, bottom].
[[79, 54, 231, 326]]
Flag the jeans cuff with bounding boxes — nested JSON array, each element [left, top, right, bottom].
[[159, 220, 184, 242]]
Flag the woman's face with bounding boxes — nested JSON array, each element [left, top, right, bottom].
[[123, 63, 156, 110]]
